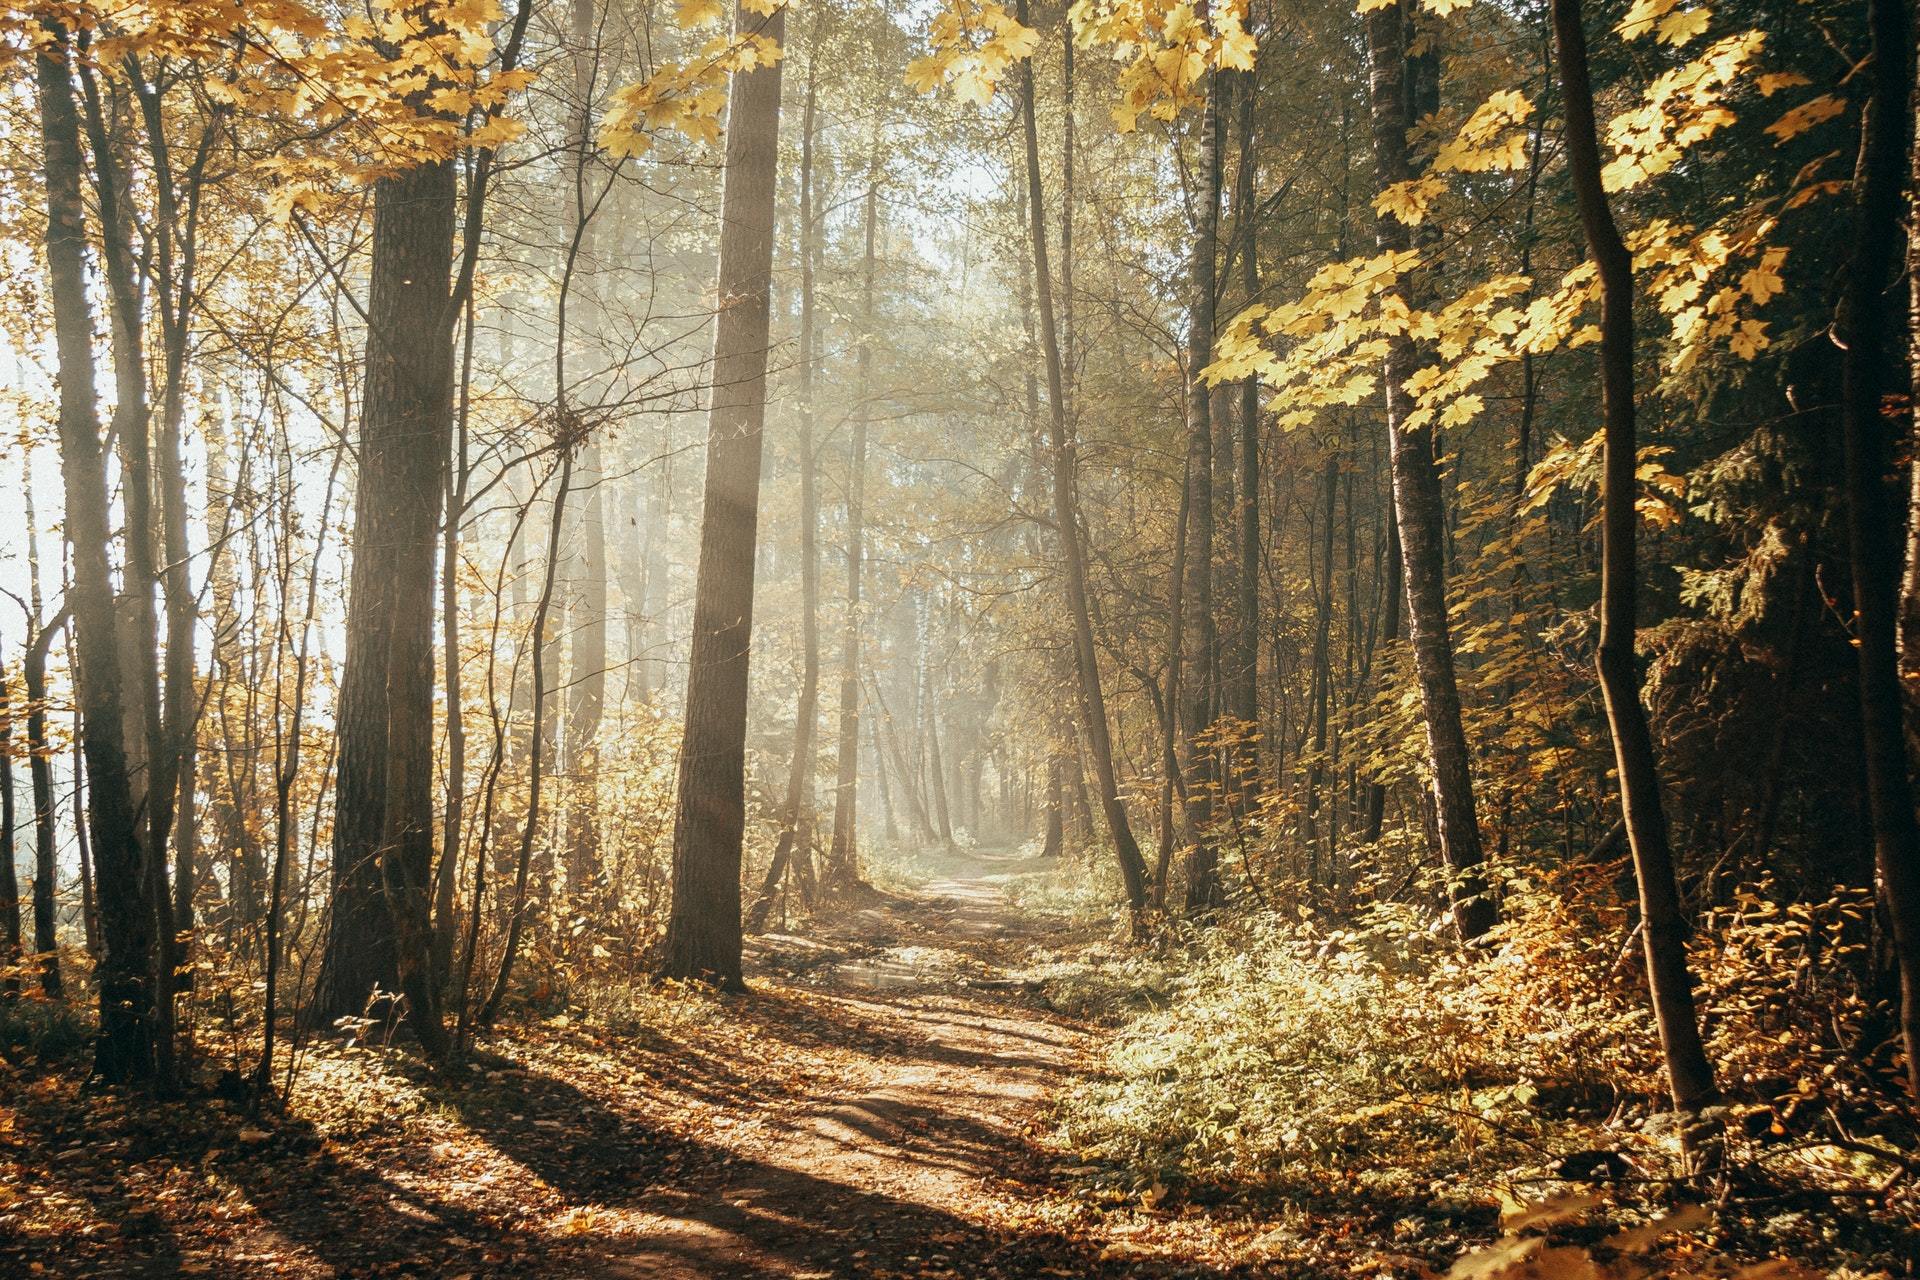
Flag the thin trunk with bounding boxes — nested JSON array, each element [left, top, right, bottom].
[[1230, 60, 1261, 791], [1364, 0, 1494, 940], [482, 455, 572, 1024], [1183, 59, 1225, 914], [658, 0, 785, 989], [1552, 0, 1719, 1113], [25, 613, 66, 998], [1, 645, 19, 1000], [1015, 0, 1150, 916], [78, 57, 177, 1088], [827, 125, 879, 888], [563, 0, 608, 895], [435, 292, 476, 994]]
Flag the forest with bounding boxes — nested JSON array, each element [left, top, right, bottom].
[[0, 0, 1918, 1274]]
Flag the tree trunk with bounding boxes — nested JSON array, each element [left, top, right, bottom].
[[310, 153, 457, 1058], [79, 60, 179, 1086], [658, 0, 786, 989], [751, 31, 823, 933], [35, 21, 157, 1082], [1, 646, 19, 1000], [24, 614, 66, 999], [1183, 60, 1224, 914], [563, 0, 608, 895], [1364, 0, 1494, 940], [827, 126, 879, 888], [1015, 0, 1150, 917], [1833, 0, 1920, 1100], [1552, 0, 1719, 1114], [1229, 60, 1261, 796]]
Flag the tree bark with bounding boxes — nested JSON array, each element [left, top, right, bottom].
[[1, 646, 19, 1000], [310, 153, 457, 1058], [35, 20, 157, 1082], [1015, 0, 1150, 917], [1230, 60, 1262, 800], [1182, 65, 1224, 913], [1834, 0, 1920, 1100], [1364, 0, 1494, 940], [751, 29, 824, 933], [659, 0, 786, 989], [1551, 0, 1719, 1113], [24, 612, 66, 999], [828, 123, 879, 887]]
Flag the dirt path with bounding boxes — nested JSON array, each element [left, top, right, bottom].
[[6, 847, 1261, 1278], [596, 845, 1196, 1279]]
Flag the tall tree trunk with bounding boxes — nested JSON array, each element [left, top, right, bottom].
[[751, 31, 823, 933], [1834, 0, 1920, 1100], [658, 0, 786, 989], [1015, 0, 1150, 917], [1552, 0, 1719, 1114], [78, 61, 178, 1087], [827, 125, 879, 887], [1364, 0, 1494, 940], [310, 153, 457, 1058], [563, 0, 608, 895], [1183, 60, 1224, 913], [35, 20, 156, 1083], [1230, 59, 1261, 800]]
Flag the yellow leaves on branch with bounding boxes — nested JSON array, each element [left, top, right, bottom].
[[1213, 207, 1785, 452], [907, 0, 1259, 126], [1374, 91, 1532, 227], [1434, 90, 1534, 172], [44, 0, 540, 216], [598, 14, 785, 160], [1615, 0, 1713, 47], [1524, 434, 1689, 529], [1069, 0, 1255, 131], [1601, 30, 1764, 191], [905, 0, 1039, 106]]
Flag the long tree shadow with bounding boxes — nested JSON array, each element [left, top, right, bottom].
[[428, 1054, 1275, 1279], [1, 1079, 188, 1278]]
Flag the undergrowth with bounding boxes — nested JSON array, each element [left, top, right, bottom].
[[1047, 867, 1918, 1274]]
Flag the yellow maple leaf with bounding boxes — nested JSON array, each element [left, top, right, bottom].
[[1765, 94, 1846, 143]]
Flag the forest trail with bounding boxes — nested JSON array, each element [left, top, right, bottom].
[[6, 846, 1277, 1279], [601, 844, 1166, 1279]]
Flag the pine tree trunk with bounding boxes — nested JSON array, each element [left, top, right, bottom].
[[659, 0, 786, 989], [1552, 0, 1719, 1114]]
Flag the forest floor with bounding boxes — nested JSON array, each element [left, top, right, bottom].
[[2, 845, 1366, 1279]]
